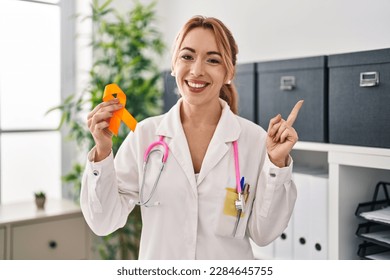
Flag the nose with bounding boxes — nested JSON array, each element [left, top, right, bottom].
[[190, 59, 204, 77]]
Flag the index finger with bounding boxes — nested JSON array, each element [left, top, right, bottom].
[[286, 100, 304, 126], [87, 100, 118, 119]]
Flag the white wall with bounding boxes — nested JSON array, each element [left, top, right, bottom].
[[152, 0, 390, 68]]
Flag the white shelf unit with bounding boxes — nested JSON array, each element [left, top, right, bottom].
[[292, 141, 390, 259]]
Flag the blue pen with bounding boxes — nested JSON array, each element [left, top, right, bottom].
[[240, 176, 245, 193]]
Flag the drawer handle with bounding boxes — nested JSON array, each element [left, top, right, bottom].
[[360, 71, 379, 87], [49, 240, 57, 249], [280, 76, 296, 91]]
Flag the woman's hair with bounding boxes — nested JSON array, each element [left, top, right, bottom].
[[171, 16, 239, 114]]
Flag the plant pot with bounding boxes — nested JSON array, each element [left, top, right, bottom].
[[35, 197, 46, 209]]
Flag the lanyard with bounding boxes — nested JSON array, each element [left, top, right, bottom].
[[233, 141, 241, 194]]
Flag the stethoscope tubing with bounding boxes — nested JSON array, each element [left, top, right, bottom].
[[138, 148, 167, 207], [136, 136, 242, 208], [143, 136, 169, 163], [134, 136, 169, 207]]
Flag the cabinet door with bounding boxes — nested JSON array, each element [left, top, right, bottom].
[[0, 227, 5, 259], [12, 217, 87, 259]]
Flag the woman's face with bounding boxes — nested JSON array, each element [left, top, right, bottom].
[[174, 27, 228, 108]]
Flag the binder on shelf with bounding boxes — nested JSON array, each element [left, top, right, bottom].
[[292, 168, 328, 260], [292, 172, 311, 259], [274, 218, 294, 259], [308, 172, 328, 259], [250, 238, 274, 260]]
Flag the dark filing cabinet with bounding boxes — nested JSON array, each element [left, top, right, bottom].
[[162, 70, 180, 113], [235, 63, 257, 122], [328, 48, 390, 148], [257, 56, 328, 142]]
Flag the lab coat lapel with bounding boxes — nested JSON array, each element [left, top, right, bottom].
[[156, 99, 198, 194], [197, 99, 241, 185]]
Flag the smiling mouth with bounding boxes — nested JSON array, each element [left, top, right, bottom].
[[186, 80, 209, 89]]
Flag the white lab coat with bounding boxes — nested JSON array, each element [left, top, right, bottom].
[[80, 98, 297, 260]]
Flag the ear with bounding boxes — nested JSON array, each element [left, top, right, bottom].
[[225, 73, 233, 85]]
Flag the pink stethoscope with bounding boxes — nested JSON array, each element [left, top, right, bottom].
[[134, 136, 244, 209]]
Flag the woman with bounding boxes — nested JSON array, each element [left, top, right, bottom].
[[81, 15, 302, 259]]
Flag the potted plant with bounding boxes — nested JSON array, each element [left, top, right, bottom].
[[34, 191, 46, 209], [47, 0, 165, 259]]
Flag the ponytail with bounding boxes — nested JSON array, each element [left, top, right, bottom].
[[220, 83, 238, 114]]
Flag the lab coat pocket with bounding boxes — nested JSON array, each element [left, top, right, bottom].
[[215, 187, 250, 239]]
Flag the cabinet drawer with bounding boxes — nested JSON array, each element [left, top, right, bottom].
[[0, 227, 5, 259], [12, 216, 87, 259], [257, 56, 328, 142]]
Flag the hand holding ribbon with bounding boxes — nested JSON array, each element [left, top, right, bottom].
[[102, 83, 137, 136]]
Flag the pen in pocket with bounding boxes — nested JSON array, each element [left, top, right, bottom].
[[240, 177, 245, 193], [243, 183, 250, 202]]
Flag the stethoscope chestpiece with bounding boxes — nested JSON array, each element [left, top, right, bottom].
[[235, 193, 245, 211], [129, 199, 160, 207]]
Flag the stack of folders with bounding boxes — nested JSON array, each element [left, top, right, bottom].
[[251, 167, 329, 260], [357, 207, 390, 260], [360, 207, 390, 224], [355, 182, 390, 260]]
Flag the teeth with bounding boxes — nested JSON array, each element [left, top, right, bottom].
[[188, 81, 207, 88]]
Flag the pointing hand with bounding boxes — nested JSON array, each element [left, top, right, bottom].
[[266, 100, 304, 168]]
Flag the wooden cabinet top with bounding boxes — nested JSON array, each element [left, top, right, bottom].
[[0, 199, 81, 226]]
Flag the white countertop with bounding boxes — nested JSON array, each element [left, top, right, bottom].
[[0, 199, 81, 225]]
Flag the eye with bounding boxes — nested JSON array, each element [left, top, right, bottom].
[[181, 54, 193, 61], [207, 58, 221, 65]]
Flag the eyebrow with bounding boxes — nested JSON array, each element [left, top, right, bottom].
[[180, 47, 222, 57]]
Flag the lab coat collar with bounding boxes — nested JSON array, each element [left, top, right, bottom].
[[156, 98, 241, 189], [212, 98, 241, 142], [197, 99, 241, 185]]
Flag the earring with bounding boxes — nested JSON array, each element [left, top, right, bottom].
[[226, 80, 231, 85], [171, 72, 175, 76]]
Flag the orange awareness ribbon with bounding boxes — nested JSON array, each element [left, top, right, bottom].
[[102, 83, 137, 136]]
